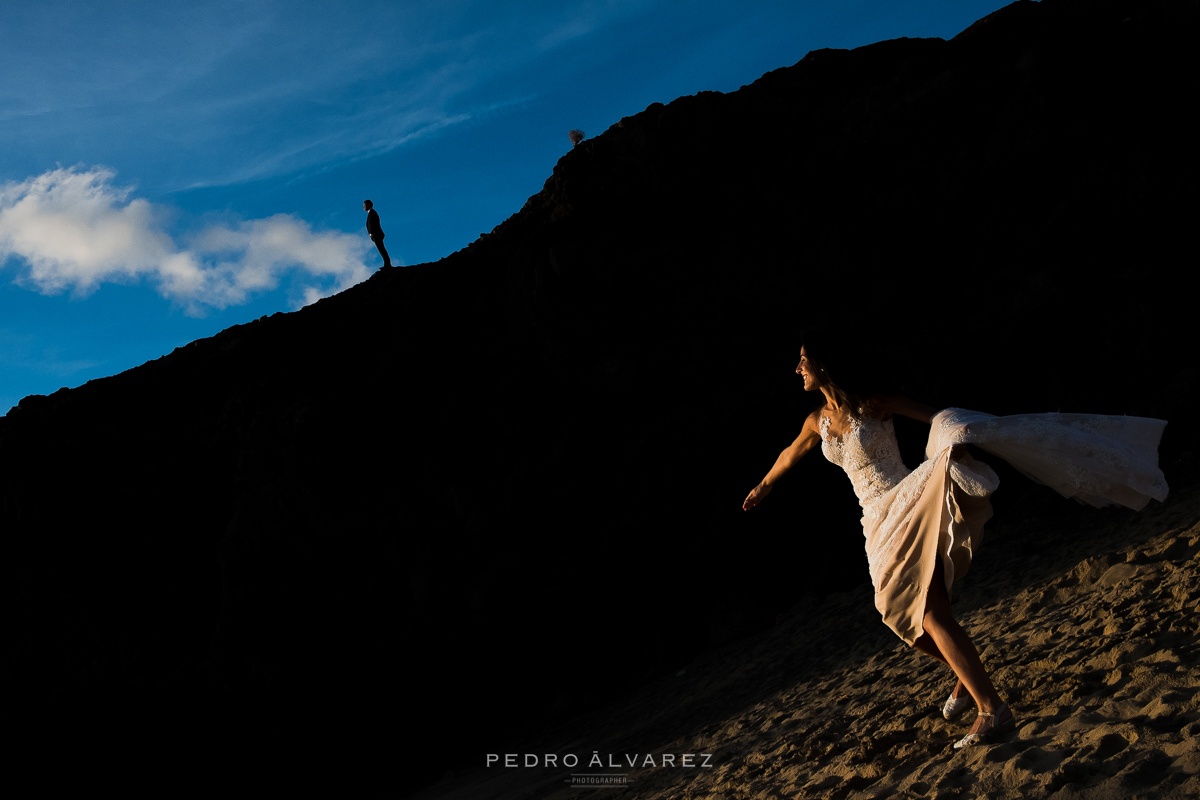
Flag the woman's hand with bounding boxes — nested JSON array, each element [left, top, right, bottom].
[[743, 482, 773, 511]]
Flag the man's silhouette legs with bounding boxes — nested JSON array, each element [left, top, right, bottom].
[[374, 237, 392, 268]]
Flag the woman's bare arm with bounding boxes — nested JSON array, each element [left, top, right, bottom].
[[877, 394, 940, 424], [742, 412, 822, 511], [877, 394, 968, 459]]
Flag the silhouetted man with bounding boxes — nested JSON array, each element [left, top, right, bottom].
[[363, 199, 392, 268]]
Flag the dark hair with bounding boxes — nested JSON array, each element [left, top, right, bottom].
[[363, 199, 373, 208], [800, 328, 897, 418]]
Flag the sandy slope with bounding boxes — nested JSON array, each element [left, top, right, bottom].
[[416, 467, 1199, 800]]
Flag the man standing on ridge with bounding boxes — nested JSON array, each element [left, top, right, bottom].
[[363, 199, 392, 268]]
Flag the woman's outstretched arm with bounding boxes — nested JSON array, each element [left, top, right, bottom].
[[742, 412, 822, 511]]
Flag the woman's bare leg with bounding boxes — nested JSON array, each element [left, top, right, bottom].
[[922, 559, 1010, 735], [913, 633, 947, 664], [914, 609, 968, 703]]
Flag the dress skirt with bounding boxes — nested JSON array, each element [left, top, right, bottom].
[[864, 408, 1168, 646]]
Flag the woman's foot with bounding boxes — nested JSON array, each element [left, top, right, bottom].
[[953, 704, 1015, 750], [942, 683, 974, 720]]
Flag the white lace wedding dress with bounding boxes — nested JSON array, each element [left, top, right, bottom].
[[819, 408, 1168, 645]]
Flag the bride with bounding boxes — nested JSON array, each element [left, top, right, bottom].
[[742, 334, 1168, 749]]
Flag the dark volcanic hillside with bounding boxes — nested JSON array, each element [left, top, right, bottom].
[[5, 0, 1197, 792]]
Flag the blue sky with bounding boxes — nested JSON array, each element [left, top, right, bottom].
[[0, 0, 1005, 413]]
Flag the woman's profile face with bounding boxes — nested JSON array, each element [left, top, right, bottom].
[[796, 346, 820, 391]]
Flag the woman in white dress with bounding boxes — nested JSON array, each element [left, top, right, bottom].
[[742, 338, 1168, 749]]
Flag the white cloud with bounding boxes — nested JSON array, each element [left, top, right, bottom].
[[0, 165, 373, 313], [188, 214, 371, 307], [0, 166, 174, 292]]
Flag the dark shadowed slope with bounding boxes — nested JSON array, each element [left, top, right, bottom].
[[414, 478, 1199, 800], [5, 0, 1197, 793]]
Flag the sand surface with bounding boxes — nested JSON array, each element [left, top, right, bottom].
[[415, 468, 1199, 800]]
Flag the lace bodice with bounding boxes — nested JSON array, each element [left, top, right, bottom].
[[819, 414, 911, 511]]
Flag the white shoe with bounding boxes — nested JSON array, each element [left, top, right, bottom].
[[942, 692, 973, 721], [954, 704, 1016, 749]]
